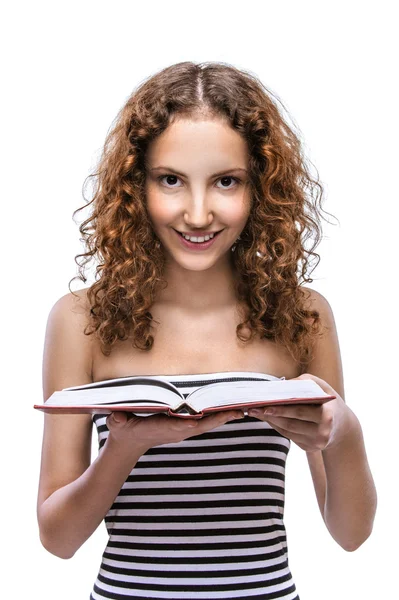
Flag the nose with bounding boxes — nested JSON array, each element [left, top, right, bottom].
[[183, 189, 214, 229]]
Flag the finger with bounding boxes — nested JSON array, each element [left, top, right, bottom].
[[267, 421, 314, 450], [107, 411, 126, 429], [142, 410, 244, 434], [195, 410, 244, 433], [267, 421, 291, 439], [265, 415, 319, 435], [115, 411, 129, 423], [249, 404, 323, 423]]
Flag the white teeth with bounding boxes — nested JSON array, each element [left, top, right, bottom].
[[182, 233, 214, 242]]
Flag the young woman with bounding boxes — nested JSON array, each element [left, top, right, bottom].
[[37, 61, 377, 600]]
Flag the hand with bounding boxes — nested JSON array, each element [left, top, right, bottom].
[[247, 373, 354, 452], [106, 409, 245, 454]]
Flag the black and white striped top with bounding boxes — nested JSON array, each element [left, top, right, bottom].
[[90, 371, 300, 600]]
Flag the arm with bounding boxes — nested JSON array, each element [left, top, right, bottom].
[[37, 290, 143, 559], [37, 290, 244, 559], [38, 416, 145, 559], [248, 288, 377, 551], [303, 289, 377, 551]]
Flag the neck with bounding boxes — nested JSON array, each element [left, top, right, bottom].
[[155, 257, 238, 311]]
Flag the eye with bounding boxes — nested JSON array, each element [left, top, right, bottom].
[[216, 176, 240, 190], [158, 174, 182, 188], [157, 174, 241, 190]]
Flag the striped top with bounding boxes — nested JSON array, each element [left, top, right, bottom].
[[90, 371, 300, 600]]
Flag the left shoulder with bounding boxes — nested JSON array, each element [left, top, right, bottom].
[[304, 286, 333, 318], [303, 287, 345, 401]]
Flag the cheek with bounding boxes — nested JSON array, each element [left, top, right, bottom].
[[220, 196, 251, 226], [145, 191, 172, 225]]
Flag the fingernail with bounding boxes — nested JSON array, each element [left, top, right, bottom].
[[234, 412, 245, 419], [264, 408, 275, 415], [249, 409, 261, 416]]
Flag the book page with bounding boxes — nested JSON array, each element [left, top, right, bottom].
[[63, 375, 184, 397], [45, 382, 183, 408], [187, 379, 329, 411]]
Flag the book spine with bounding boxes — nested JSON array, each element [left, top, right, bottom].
[[167, 408, 204, 419]]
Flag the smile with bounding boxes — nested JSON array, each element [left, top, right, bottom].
[[173, 228, 223, 250]]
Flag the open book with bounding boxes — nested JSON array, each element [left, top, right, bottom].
[[34, 373, 336, 418]]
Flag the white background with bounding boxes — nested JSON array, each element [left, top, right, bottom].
[[1, 1, 398, 598]]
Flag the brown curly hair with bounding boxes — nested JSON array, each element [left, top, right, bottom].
[[69, 60, 337, 369]]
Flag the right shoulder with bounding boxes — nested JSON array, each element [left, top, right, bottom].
[[47, 287, 91, 327], [43, 287, 94, 400]]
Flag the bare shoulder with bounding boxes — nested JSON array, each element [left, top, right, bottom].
[[38, 288, 95, 508], [43, 287, 94, 401], [302, 286, 332, 323], [302, 286, 344, 399], [49, 286, 91, 324], [301, 287, 346, 516]]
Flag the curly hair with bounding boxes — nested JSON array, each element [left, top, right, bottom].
[[69, 60, 337, 369]]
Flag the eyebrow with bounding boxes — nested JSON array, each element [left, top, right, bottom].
[[149, 166, 248, 177]]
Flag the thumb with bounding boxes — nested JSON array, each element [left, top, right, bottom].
[[108, 411, 128, 427]]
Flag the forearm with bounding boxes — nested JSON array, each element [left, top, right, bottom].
[[38, 436, 144, 559], [322, 409, 377, 551]]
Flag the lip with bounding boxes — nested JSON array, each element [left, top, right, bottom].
[[174, 229, 223, 236], [173, 228, 222, 250]]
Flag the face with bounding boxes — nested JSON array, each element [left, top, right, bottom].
[[144, 116, 251, 272]]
